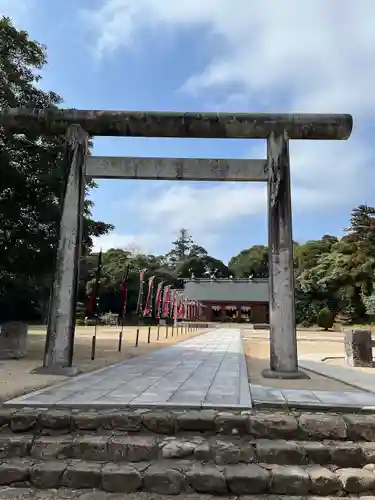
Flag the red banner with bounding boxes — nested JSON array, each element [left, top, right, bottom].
[[119, 266, 129, 320], [162, 286, 170, 318], [143, 276, 155, 317], [178, 294, 184, 320], [173, 292, 179, 321], [87, 250, 102, 317], [154, 282, 163, 319], [136, 269, 146, 315], [169, 290, 176, 320]]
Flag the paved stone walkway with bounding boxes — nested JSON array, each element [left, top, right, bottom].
[[5, 328, 251, 409]]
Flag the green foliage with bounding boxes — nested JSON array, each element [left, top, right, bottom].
[[0, 17, 113, 321], [165, 228, 208, 267], [99, 312, 118, 325], [317, 307, 334, 330], [229, 245, 268, 278]]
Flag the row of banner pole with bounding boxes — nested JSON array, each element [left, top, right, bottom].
[[86, 251, 206, 360]]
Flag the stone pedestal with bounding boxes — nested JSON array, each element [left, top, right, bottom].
[[0, 322, 28, 359], [345, 329, 373, 367]]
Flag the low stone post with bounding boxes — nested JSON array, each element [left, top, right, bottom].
[[0, 322, 28, 359], [262, 132, 307, 379], [41, 125, 88, 375], [345, 329, 373, 367]]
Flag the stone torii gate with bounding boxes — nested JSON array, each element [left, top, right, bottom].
[[0, 109, 353, 379]]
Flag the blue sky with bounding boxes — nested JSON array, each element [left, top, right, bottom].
[[2, 0, 375, 263]]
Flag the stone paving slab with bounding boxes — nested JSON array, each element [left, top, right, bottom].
[[5, 329, 252, 409], [250, 383, 375, 410], [299, 356, 375, 395]]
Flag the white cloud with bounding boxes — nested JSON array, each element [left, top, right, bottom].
[[82, 0, 375, 115], [85, 0, 375, 253], [92, 232, 153, 254]]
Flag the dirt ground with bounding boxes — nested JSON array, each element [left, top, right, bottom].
[[0, 324, 204, 403], [241, 328, 358, 391]]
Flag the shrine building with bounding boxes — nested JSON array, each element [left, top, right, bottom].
[[183, 278, 269, 324]]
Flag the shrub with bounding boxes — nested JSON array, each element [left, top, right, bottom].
[[317, 307, 334, 330], [99, 312, 118, 325]]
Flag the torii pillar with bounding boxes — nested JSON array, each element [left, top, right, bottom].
[[262, 132, 307, 379]]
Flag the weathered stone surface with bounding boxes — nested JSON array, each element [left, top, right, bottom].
[[9, 410, 39, 432], [345, 328, 373, 367], [307, 466, 341, 495], [142, 411, 175, 434], [256, 440, 305, 465], [143, 464, 184, 494], [225, 464, 269, 494], [0, 409, 14, 429], [73, 412, 101, 431], [160, 439, 196, 459], [0, 460, 30, 485], [298, 413, 347, 439], [0, 322, 28, 359], [364, 463, 375, 472], [186, 465, 227, 494], [361, 442, 375, 463], [1, 108, 353, 140], [100, 411, 141, 432], [344, 414, 375, 441], [76, 492, 109, 500], [194, 442, 214, 461], [0, 435, 33, 458], [0, 487, 39, 500], [39, 410, 71, 431], [76, 493, 109, 500], [176, 410, 216, 432], [108, 436, 157, 462], [302, 441, 331, 464], [61, 461, 102, 489], [330, 442, 365, 467], [31, 436, 73, 459], [270, 465, 310, 495], [213, 441, 241, 465], [249, 412, 298, 438], [71, 436, 109, 461], [101, 463, 142, 493], [337, 467, 375, 493], [30, 461, 66, 489], [215, 413, 248, 435]]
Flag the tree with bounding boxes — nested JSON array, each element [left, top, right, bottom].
[[294, 236, 338, 273], [0, 17, 113, 321], [176, 255, 229, 279], [229, 245, 269, 278], [345, 205, 375, 253], [166, 228, 193, 265]]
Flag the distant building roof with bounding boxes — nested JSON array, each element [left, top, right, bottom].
[[183, 278, 269, 302]]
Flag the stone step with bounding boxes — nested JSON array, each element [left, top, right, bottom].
[[2, 492, 375, 500], [3, 433, 375, 468], [2, 407, 375, 441], [2, 458, 375, 495]]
